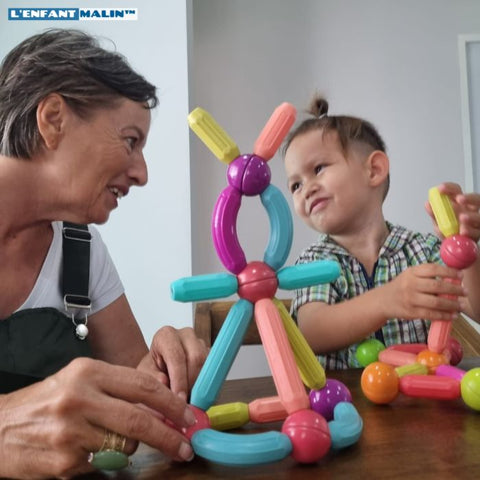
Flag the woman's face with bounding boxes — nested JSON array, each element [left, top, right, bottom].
[[54, 98, 151, 224]]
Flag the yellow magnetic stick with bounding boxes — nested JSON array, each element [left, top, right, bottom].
[[428, 186, 459, 237], [206, 402, 249, 431], [395, 363, 428, 378], [273, 298, 326, 390], [188, 107, 240, 165]]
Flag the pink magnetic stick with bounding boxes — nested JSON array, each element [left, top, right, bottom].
[[378, 348, 417, 367], [254, 298, 310, 414], [436, 364, 466, 382], [249, 396, 287, 423], [253, 103, 297, 161], [387, 343, 428, 355], [399, 375, 460, 400], [427, 277, 459, 353]]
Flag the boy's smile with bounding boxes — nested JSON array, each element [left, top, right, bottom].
[[309, 196, 329, 215]]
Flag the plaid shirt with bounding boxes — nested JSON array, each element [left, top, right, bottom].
[[291, 222, 442, 370]]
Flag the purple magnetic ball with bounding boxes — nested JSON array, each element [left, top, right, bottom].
[[227, 154, 271, 196], [227, 155, 249, 192], [309, 379, 352, 421]]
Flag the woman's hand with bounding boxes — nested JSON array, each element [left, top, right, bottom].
[[137, 326, 208, 400], [0, 358, 197, 479]]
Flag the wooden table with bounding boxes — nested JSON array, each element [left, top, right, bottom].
[[85, 358, 480, 480]]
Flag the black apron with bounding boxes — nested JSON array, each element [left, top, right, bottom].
[[0, 222, 93, 394]]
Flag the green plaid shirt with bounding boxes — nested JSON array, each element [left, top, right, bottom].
[[291, 222, 442, 370]]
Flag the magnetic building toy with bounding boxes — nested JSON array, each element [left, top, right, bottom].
[[358, 188, 480, 411], [170, 103, 363, 466]]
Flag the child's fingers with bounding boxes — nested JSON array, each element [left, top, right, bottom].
[[424, 200, 433, 216], [436, 182, 463, 196], [459, 212, 480, 241], [420, 277, 466, 297], [457, 192, 480, 209], [412, 263, 462, 280], [411, 293, 460, 321]]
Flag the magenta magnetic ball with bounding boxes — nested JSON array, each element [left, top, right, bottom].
[[309, 379, 352, 421], [227, 154, 271, 196]]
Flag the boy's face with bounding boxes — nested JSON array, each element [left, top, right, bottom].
[[284, 129, 373, 235]]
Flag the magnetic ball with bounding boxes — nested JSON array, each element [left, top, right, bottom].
[[461, 367, 480, 411], [237, 261, 278, 302], [281, 409, 331, 463], [182, 406, 210, 440], [360, 362, 399, 404], [356, 339, 386, 367], [416, 350, 448, 374], [227, 154, 271, 196], [309, 379, 352, 421], [440, 235, 478, 270], [446, 337, 463, 366]]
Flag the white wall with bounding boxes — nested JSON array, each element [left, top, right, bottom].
[[0, 0, 193, 345], [190, 0, 480, 378]]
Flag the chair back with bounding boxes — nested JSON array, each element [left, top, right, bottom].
[[194, 299, 291, 348], [194, 300, 480, 358]]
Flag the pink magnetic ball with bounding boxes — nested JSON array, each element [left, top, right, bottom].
[[181, 405, 210, 440], [281, 410, 331, 463], [440, 235, 478, 270], [445, 337, 463, 366], [309, 379, 352, 421], [237, 261, 278, 302]]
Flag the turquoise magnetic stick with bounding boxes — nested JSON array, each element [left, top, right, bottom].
[[261, 184, 293, 271]]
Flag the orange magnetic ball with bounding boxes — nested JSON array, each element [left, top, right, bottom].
[[361, 362, 399, 404], [416, 350, 448, 374]]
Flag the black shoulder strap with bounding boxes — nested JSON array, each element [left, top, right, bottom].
[[62, 222, 91, 311]]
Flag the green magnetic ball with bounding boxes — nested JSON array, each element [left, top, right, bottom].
[[356, 339, 386, 367], [91, 450, 129, 471], [461, 367, 480, 411]]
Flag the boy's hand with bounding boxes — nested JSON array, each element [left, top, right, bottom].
[[381, 263, 465, 321], [425, 182, 480, 242]]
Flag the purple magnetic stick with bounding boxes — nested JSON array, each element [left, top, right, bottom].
[[212, 186, 247, 274]]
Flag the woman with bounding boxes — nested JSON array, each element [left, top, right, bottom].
[[0, 29, 207, 478]]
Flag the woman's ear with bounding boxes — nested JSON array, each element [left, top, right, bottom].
[[36, 93, 66, 150], [366, 150, 389, 188]]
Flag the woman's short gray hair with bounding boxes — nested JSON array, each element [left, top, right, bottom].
[[0, 28, 158, 159]]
